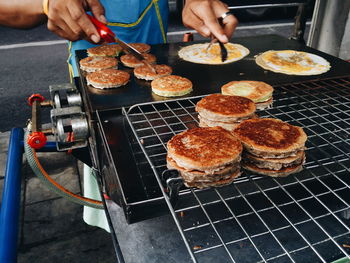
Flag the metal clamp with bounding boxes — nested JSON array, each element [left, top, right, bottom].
[[162, 169, 183, 207]]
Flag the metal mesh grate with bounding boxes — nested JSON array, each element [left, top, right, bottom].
[[123, 76, 350, 263]]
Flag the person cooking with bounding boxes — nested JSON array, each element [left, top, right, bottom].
[[0, 0, 238, 231]]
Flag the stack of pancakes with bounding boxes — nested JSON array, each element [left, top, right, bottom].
[[196, 94, 256, 131], [221, 80, 274, 110], [234, 118, 307, 177], [167, 127, 242, 189]]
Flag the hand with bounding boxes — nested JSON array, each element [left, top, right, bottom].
[[46, 0, 106, 43], [182, 0, 238, 43]]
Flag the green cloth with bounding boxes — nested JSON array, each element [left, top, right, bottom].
[[83, 165, 110, 232]]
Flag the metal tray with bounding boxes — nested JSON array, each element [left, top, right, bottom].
[[120, 76, 350, 262]]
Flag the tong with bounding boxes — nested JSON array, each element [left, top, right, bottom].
[[205, 17, 228, 62], [87, 14, 156, 73]]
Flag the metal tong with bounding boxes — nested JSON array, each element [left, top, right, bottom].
[[87, 14, 156, 73], [206, 17, 228, 62]]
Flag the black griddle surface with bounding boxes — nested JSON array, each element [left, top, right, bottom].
[[76, 34, 350, 112]]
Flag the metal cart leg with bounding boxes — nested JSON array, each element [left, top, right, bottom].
[[0, 128, 24, 263]]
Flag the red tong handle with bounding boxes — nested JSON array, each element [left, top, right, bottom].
[[86, 14, 115, 43]]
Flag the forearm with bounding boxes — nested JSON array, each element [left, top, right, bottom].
[[0, 0, 46, 29]]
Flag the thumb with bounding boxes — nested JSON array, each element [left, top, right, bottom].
[[87, 0, 107, 24]]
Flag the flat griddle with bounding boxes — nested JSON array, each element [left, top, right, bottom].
[[76, 34, 350, 113]]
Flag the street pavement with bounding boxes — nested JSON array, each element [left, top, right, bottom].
[[0, 6, 310, 263]]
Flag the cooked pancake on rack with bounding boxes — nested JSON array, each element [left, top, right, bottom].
[[86, 69, 130, 89], [178, 43, 250, 65], [255, 50, 331, 75], [221, 81, 274, 110], [134, 64, 172, 80], [151, 75, 192, 97], [234, 118, 307, 177], [79, 57, 118, 72], [195, 94, 256, 131], [87, 44, 122, 57], [128, 43, 151, 53], [167, 127, 242, 189], [120, 53, 156, 68]]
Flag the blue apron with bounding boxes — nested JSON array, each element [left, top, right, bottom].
[[68, 0, 169, 78]]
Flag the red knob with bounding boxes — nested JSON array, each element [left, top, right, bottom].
[[28, 94, 45, 106], [27, 132, 47, 149]]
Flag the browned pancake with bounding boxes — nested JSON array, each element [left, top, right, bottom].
[[234, 118, 307, 157], [79, 57, 118, 72], [134, 64, 172, 80], [167, 127, 242, 171], [167, 156, 240, 183], [242, 161, 304, 177], [184, 169, 241, 189], [196, 94, 256, 122], [87, 44, 122, 57], [128, 43, 151, 53], [243, 151, 305, 171], [120, 53, 156, 68], [221, 81, 274, 103], [86, 69, 130, 89], [151, 75, 192, 97]]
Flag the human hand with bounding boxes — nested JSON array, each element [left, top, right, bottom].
[[46, 0, 106, 43], [182, 0, 238, 43]]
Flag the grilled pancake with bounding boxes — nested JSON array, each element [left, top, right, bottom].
[[151, 75, 192, 97], [120, 53, 156, 68], [255, 50, 331, 75], [196, 94, 256, 122], [243, 150, 305, 171], [178, 43, 249, 65], [167, 156, 240, 182], [234, 118, 307, 157], [128, 43, 151, 53], [86, 69, 130, 89], [167, 127, 242, 171], [198, 115, 239, 131], [221, 81, 273, 110], [184, 169, 241, 189], [79, 57, 118, 72], [134, 64, 172, 80], [198, 114, 259, 131], [242, 161, 304, 177], [255, 97, 273, 110], [87, 44, 122, 57]]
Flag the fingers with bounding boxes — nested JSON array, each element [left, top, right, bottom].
[[86, 0, 107, 23], [182, 0, 239, 43], [68, 1, 100, 43], [211, 1, 238, 40], [46, 0, 103, 43]]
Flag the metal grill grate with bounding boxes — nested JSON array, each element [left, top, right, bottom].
[[122, 76, 350, 263]]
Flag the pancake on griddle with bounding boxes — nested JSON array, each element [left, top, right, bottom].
[[128, 43, 151, 53], [178, 43, 249, 65], [167, 127, 242, 189], [195, 94, 256, 131], [79, 56, 118, 72], [234, 118, 307, 177], [86, 68, 130, 89], [151, 75, 192, 97], [221, 81, 274, 110], [255, 50, 331, 75], [87, 44, 122, 57], [134, 64, 172, 80], [120, 53, 156, 68]]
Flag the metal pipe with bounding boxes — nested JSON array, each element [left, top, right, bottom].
[[0, 128, 24, 263]]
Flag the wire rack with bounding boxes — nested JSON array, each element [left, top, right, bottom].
[[122, 76, 350, 263]]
